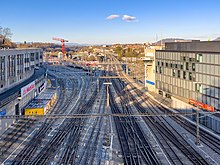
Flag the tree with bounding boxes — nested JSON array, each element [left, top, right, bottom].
[[0, 26, 14, 48], [115, 46, 124, 60], [87, 55, 96, 61], [0, 26, 12, 40]]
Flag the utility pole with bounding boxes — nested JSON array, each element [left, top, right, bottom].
[[103, 81, 113, 162], [104, 82, 112, 107], [97, 79, 99, 93], [106, 84, 109, 107], [193, 82, 201, 146], [90, 66, 92, 81]]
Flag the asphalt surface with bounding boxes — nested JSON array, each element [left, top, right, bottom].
[[0, 67, 46, 108]]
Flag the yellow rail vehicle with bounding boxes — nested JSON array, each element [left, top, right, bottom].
[[25, 108, 45, 115], [24, 99, 50, 115], [25, 92, 57, 115]]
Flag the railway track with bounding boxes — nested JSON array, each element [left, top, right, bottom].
[[128, 87, 209, 164], [130, 81, 220, 158], [59, 72, 104, 165], [10, 69, 82, 164], [109, 58, 210, 164], [110, 78, 161, 165], [0, 77, 70, 162], [110, 69, 209, 165], [33, 82, 98, 164], [75, 83, 105, 165], [0, 118, 36, 160]]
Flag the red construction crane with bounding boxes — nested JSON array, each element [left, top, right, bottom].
[[52, 37, 68, 55]]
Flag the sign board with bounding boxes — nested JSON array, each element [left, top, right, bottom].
[[21, 81, 35, 98], [38, 82, 46, 94], [146, 52, 154, 57], [104, 82, 112, 85], [0, 109, 6, 116], [146, 80, 155, 85]]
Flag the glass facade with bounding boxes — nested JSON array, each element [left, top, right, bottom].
[[155, 51, 220, 111]]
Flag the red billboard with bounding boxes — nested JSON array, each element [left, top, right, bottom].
[[21, 81, 35, 98]]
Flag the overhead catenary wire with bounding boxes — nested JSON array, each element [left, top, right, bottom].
[[0, 112, 210, 119]]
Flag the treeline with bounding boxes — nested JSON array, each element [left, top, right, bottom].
[[114, 46, 144, 60], [17, 42, 60, 50]]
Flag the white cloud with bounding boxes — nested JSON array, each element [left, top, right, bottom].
[[106, 14, 120, 20], [122, 15, 137, 22]]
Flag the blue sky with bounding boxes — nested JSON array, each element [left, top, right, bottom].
[[1, 0, 220, 44]]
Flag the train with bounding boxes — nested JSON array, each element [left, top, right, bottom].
[[189, 98, 214, 112], [24, 92, 57, 115]]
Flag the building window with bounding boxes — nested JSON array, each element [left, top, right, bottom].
[[162, 62, 164, 66], [183, 71, 186, 79], [196, 54, 203, 62], [180, 64, 183, 69], [178, 70, 180, 78], [40, 52, 43, 59], [172, 69, 176, 77], [192, 63, 195, 71], [36, 53, 39, 60], [30, 53, 35, 61], [189, 58, 192, 61], [25, 58, 29, 63], [170, 63, 173, 68], [189, 72, 192, 80], [183, 56, 186, 61], [166, 63, 168, 67], [186, 62, 189, 70], [0, 57, 5, 80], [158, 61, 160, 66], [175, 64, 178, 68]]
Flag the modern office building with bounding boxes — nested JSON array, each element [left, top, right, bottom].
[[155, 41, 220, 111], [0, 48, 43, 93]]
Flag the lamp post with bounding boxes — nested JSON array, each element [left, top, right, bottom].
[[193, 81, 202, 146]]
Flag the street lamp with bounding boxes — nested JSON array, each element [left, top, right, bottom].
[[193, 81, 202, 146]]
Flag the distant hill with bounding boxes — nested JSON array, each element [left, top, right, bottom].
[[214, 37, 220, 41], [65, 43, 91, 47], [153, 38, 191, 45]]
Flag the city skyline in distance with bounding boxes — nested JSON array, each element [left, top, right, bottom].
[[1, 0, 220, 44]]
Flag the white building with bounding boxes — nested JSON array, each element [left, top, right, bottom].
[[0, 48, 43, 93]]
